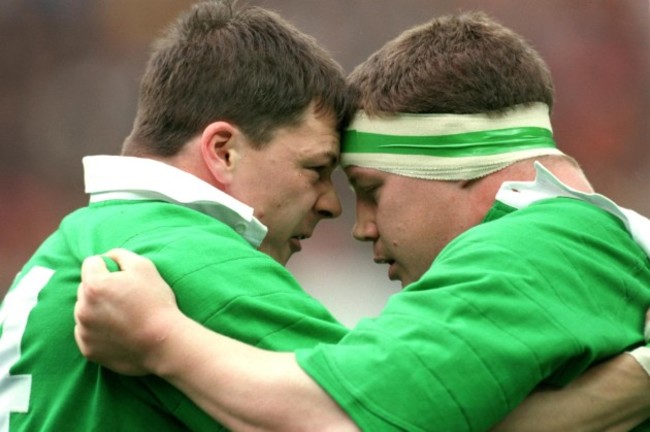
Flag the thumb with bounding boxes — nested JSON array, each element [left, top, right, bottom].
[[102, 248, 149, 272], [81, 255, 112, 282]]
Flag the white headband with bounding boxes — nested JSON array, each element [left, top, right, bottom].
[[341, 102, 563, 180]]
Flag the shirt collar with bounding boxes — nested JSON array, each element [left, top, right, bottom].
[[83, 155, 268, 247], [496, 161, 650, 257]]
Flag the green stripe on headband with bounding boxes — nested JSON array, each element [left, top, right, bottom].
[[342, 127, 556, 158]]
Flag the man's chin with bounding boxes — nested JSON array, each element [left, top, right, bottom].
[[257, 245, 290, 266]]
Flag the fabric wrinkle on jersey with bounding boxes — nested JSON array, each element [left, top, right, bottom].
[[0, 155, 347, 431]]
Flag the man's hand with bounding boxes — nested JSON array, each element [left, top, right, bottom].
[[74, 249, 361, 431], [74, 248, 181, 376]]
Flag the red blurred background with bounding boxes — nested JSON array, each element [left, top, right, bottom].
[[1, 0, 648, 325]]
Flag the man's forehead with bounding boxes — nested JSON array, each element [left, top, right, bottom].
[[296, 139, 339, 161]]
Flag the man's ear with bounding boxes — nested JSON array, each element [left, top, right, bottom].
[[200, 121, 241, 185]]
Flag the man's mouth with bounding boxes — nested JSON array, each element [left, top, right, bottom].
[[374, 257, 398, 280], [290, 235, 309, 252], [373, 257, 394, 265]]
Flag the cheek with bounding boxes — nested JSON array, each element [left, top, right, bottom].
[[382, 205, 418, 244], [392, 217, 437, 271], [266, 188, 313, 229], [396, 240, 436, 285], [259, 180, 295, 215], [390, 224, 407, 247]]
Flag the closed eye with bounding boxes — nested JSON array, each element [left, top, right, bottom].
[[306, 164, 335, 179], [354, 184, 379, 200]]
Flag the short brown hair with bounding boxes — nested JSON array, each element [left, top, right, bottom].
[[124, 0, 353, 156], [348, 11, 554, 115]]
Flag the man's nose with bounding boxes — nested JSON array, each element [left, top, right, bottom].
[[352, 201, 378, 241], [316, 183, 342, 219]]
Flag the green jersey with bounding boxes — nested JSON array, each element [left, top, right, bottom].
[[0, 156, 346, 431], [297, 164, 650, 431]]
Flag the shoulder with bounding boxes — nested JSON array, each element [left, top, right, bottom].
[[433, 197, 626, 272]]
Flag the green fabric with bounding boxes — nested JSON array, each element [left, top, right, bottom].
[[342, 127, 556, 157], [1, 199, 346, 431], [297, 197, 650, 431]]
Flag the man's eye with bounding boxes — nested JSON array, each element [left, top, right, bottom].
[[357, 185, 378, 198], [307, 166, 327, 176]]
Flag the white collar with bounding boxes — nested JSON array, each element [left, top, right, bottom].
[[496, 162, 650, 257], [83, 155, 267, 247]]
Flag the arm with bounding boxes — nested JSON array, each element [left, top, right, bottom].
[[493, 353, 650, 432], [74, 249, 650, 431], [74, 249, 358, 432], [144, 311, 357, 432]]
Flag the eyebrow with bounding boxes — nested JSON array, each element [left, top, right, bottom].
[[316, 150, 339, 167]]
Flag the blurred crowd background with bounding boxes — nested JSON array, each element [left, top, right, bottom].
[[1, 0, 648, 326]]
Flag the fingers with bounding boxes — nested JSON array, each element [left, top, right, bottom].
[[103, 248, 153, 272], [81, 254, 110, 281], [75, 253, 122, 354], [74, 276, 102, 361], [80, 248, 147, 277], [78, 249, 152, 304], [79, 255, 114, 310], [74, 319, 93, 360]]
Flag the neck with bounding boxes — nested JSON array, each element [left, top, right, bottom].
[[523, 157, 593, 193], [463, 157, 593, 218]]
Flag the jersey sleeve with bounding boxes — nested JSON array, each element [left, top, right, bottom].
[[296, 202, 650, 431], [131, 234, 348, 430], [176, 254, 348, 348]]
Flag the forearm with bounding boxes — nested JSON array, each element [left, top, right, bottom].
[[149, 311, 359, 432], [75, 251, 357, 430], [493, 353, 650, 432]]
